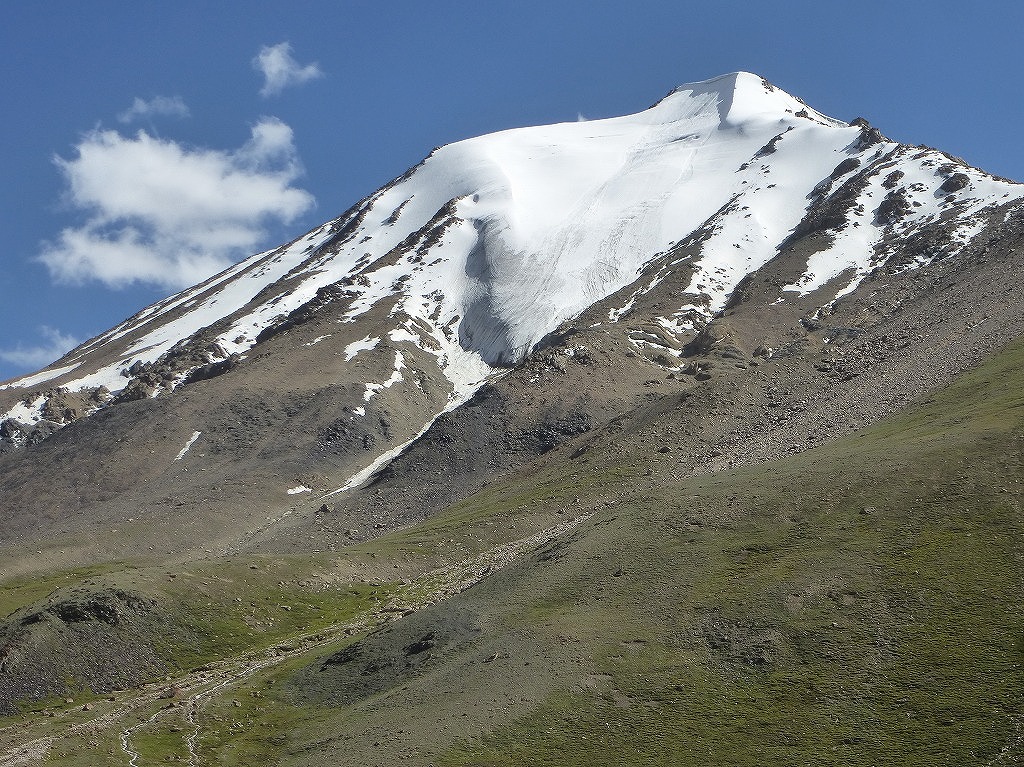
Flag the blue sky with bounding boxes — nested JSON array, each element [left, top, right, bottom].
[[2, 1, 1022, 381]]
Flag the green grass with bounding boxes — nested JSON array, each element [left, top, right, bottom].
[[150, 559, 393, 672], [129, 724, 193, 765], [189, 653, 328, 765], [0, 562, 131, 619], [436, 340, 1024, 766]]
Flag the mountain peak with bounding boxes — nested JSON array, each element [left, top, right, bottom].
[[661, 71, 843, 128]]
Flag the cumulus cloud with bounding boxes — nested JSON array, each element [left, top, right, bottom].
[[253, 42, 323, 97], [38, 117, 315, 290], [0, 326, 81, 369], [117, 95, 190, 123]]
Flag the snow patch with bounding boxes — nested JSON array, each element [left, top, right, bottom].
[[656, 316, 689, 334], [323, 388, 477, 497], [0, 362, 83, 390], [388, 327, 421, 345], [175, 431, 201, 461], [3, 396, 47, 426], [363, 351, 405, 401], [608, 293, 639, 322], [344, 336, 380, 361]]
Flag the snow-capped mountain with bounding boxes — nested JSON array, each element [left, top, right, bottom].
[[2, 70, 1024, 572], [5, 71, 1024, 762], [2, 72, 1021, 449]]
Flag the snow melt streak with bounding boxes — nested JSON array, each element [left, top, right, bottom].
[[175, 431, 201, 460]]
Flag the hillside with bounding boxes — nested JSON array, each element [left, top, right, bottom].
[[0, 72, 1023, 765], [1, 324, 1021, 766]]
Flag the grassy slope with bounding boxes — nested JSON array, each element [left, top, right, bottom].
[[171, 339, 1023, 767], [2, 340, 1022, 765], [432, 340, 1024, 766]]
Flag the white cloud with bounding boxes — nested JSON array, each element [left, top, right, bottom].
[[253, 42, 323, 97], [117, 95, 190, 123], [0, 326, 80, 369], [39, 117, 316, 290]]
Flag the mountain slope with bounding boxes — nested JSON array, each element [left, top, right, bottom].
[[1, 73, 1024, 759], [2, 328, 1021, 766], [1, 72, 1022, 573], [282, 337, 1024, 767]]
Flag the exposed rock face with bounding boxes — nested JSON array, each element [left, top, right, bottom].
[[0, 386, 108, 452]]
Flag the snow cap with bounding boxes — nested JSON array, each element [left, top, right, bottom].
[[660, 72, 842, 128]]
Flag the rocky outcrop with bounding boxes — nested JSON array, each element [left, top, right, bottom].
[[0, 588, 163, 715]]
